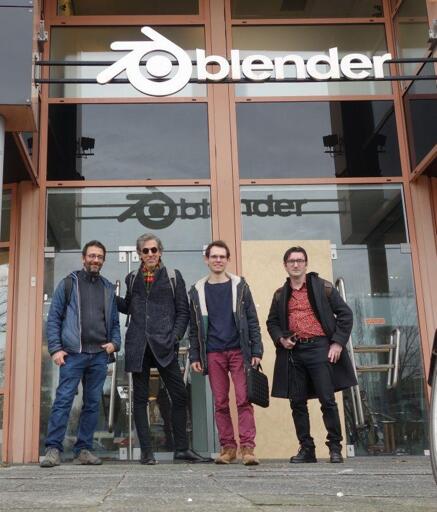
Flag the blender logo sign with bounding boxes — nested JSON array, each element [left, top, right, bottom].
[[97, 26, 392, 97]]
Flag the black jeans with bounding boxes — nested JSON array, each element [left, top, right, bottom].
[[288, 337, 342, 450], [132, 345, 188, 452]]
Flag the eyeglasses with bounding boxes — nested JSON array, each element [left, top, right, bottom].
[[142, 247, 159, 255], [87, 254, 104, 261], [286, 259, 306, 265]]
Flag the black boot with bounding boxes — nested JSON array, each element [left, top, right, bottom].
[[329, 449, 344, 463], [140, 449, 157, 465], [173, 449, 213, 463], [290, 446, 317, 463]]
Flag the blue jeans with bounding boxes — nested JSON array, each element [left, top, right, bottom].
[[45, 351, 108, 454]]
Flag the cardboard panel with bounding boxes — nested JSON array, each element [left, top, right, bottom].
[[241, 240, 346, 459]]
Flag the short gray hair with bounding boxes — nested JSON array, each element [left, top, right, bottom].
[[136, 233, 164, 254]]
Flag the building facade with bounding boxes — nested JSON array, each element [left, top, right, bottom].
[[0, 0, 436, 463]]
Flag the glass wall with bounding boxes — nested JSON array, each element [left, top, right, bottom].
[[57, 0, 199, 16], [240, 184, 428, 455], [49, 26, 206, 98], [403, 63, 437, 170], [47, 103, 210, 180], [232, 0, 383, 19], [394, 0, 430, 76], [0, 190, 12, 462], [232, 25, 391, 96], [237, 101, 401, 178], [41, 186, 215, 459]]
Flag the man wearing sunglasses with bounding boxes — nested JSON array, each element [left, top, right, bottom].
[[117, 233, 212, 465], [267, 246, 356, 464]]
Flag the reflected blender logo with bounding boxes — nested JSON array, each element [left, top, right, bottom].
[[97, 26, 392, 97]]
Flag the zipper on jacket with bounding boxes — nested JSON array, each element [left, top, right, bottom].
[[236, 281, 246, 319], [193, 302, 206, 369], [75, 275, 82, 353]]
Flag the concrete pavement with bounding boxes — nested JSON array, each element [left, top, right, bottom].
[[0, 456, 436, 511]]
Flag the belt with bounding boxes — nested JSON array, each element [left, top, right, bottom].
[[294, 336, 323, 344]]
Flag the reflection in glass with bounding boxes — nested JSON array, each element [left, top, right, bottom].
[[403, 63, 437, 170], [0, 250, 8, 389], [237, 101, 401, 178], [394, 0, 429, 76], [241, 184, 428, 455], [1, 191, 11, 242], [0, 395, 3, 460], [50, 26, 205, 98], [232, 25, 391, 96], [57, 0, 198, 16], [41, 186, 214, 458], [47, 104, 210, 181], [232, 0, 383, 19]]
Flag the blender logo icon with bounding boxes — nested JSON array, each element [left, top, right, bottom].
[[96, 26, 193, 96], [97, 26, 392, 97]]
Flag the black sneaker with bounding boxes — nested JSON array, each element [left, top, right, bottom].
[[140, 450, 157, 465], [290, 446, 317, 463]]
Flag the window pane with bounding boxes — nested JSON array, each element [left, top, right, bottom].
[[232, 25, 391, 96], [0, 395, 3, 460], [1, 190, 11, 243], [237, 101, 401, 178], [58, 0, 199, 16], [42, 187, 213, 458], [240, 184, 428, 456], [232, 0, 383, 19], [47, 104, 210, 180], [404, 63, 437, 170], [0, 249, 9, 389], [49, 26, 205, 98], [394, 0, 429, 76]]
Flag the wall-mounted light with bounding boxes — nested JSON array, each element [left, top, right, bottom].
[[76, 137, 95, 158], [323, 134, 343, 157]]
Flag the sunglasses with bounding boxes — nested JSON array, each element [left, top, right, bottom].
[[142, 247, 159, 255]]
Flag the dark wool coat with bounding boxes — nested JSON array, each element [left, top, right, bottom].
[[266, 272, 357, 399], [117, 266, 189, 372]]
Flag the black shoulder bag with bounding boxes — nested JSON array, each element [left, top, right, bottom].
[[246, 364, 269, 408]]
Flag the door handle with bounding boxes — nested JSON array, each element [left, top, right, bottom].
[[108, 279, 121, 433], [335, 277, 365, 427], [387, 328, 401, 389]]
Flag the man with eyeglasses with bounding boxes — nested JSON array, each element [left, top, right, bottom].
[[41, 240, 121, 468], [189, 240, 263, 465], [117, 233, 212, 465], [267, 246, 356, 464]]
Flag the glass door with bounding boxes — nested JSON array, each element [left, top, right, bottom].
[[41, 186, 215, 461]]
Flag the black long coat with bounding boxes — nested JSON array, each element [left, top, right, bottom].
[[266, 272, 357, 399], [117, 266, 189, 372]]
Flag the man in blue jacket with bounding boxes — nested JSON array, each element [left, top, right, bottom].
[[40, 240, 121, 468]]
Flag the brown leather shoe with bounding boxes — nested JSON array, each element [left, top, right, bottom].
[[241, 446, 259, 466], [215, 447, 237, 465]]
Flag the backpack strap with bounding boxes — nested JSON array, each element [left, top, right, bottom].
[[62, 275, 73, 320], [125, 270, 137, 327], [127, 270, 137, 297], [167, 268, 177, 298]]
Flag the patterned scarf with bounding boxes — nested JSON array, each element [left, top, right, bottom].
[[142, 262, 160, 294]]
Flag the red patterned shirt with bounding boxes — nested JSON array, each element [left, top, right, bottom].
[[288, 282, 326, 338]]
